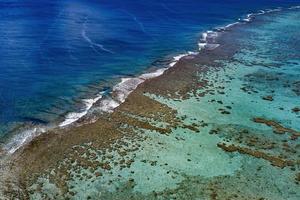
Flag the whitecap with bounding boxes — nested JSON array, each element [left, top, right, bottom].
[[4, 127, 47, 154], [288, 5, 300, 10], [169, 52, 197, 66], [139, 68, 167, 79], [97, 98, 120, 113], [59, 93, 103, 127], [198, 30, 219, 50], [113, 77, 145, 103], [224, 22, 240, 29], [6, 6, 296, 155]]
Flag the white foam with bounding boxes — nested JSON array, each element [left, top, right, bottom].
[[240, 13, 253, 22], [140, 68, 167, 79], [170, 54, 188, 65], [59, 93, 103, 127], [264, 8, 281, 13], [96, 69, 167, 113], [1, 20, 222, 155], [173, 54, 188, 61], [3, 93, 103, 154], [198, 42, 207, 50], [257, 10, 266, 15], [288, 5, 300, 10], [104, 51, 198, 113], [207, 31, 218, 38], [170, 52, 198, 66], [97, 98, 120, 113], [243, 18, 251, 22], [198, 30, 219, 50], [205, 44, 220, 50], [198, 6, 298, 52], [4, 127, 46, 154], [201, 32, 208, 41], [225, 22, 240, 29], [113, 77, 144, 103], [58, 52, 194, 126], [6, 6, 297, 155]]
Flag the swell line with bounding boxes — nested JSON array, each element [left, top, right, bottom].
[[81, 17, 115, 54]]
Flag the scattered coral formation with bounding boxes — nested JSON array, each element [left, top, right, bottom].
[[253, 117, 300, 139], [1, 8, 300, 200], [217, 143, 294, 168]]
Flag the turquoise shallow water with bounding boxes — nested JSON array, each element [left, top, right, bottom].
[[27, 8, 300, 200]]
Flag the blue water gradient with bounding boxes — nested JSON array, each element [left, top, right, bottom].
[[0, 0, 299, 138]]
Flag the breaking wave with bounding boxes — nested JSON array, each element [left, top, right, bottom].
[[2, 5, 299, 155]]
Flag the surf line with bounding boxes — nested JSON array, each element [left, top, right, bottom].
[[3, 5, 299, 155]]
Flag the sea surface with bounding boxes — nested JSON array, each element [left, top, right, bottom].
[[0, 0, 299, 147], [25, 6, 300, 199], [0, 1, 299, 199]]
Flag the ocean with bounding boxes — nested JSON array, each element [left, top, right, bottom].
[[0, 1, 300, 199], [1, 0, 299, 146]]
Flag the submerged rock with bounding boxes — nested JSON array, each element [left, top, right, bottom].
[[292, 107, 300, 113], [262, 95, 274, 101]]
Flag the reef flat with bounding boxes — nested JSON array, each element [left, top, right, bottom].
[[1, 8, 300, 200]]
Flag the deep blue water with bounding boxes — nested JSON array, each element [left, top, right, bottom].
[[0, 0, 299, 138]]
